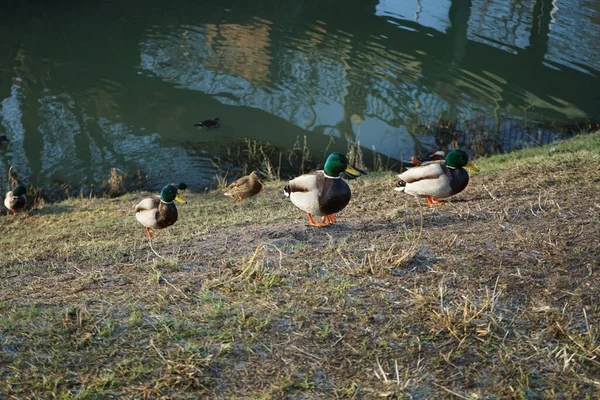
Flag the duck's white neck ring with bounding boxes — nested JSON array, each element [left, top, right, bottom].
[[160, 199, 174, 204], [323, 173, 341, 179]]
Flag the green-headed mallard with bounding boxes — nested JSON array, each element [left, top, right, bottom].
[[395, 149, 478, 205], [224, 171, 263, 202], [4, 185, 26, 215], [284, 152, 363, 227], [134, 184, 185, 239]]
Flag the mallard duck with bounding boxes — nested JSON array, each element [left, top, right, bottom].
[[395, 149, 478, 205], [409, 149, 445, 166], [4, 185, 26, 215], [284, 152, 363, 227], [194, 118, 221, 129], [134, 184, 185, 239], [224, 171, 263, 202]]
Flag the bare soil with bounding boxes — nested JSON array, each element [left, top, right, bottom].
[[1, 135, 599, 399]]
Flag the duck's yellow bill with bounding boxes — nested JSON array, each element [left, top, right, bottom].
[[345, 165, 363, 178], [465, 162, 479, 172], [175, 194, 185, 203]]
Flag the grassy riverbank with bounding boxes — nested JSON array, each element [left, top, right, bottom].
[[1, 131, 599, 398]]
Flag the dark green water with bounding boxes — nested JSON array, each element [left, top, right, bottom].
[[1, 0, 599, 193]]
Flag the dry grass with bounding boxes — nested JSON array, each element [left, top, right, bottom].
[[0, 131, 599, 398]]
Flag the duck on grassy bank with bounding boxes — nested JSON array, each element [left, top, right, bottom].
[[224, 171, 263, 202], [408, 149, 445, 167], [284, 152, 364, 227], [395, 149, 478, 205], [134, 184, 185, 239], [4, 186, 27, 215]]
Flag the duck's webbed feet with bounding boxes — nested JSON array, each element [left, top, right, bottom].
[[426, 196, 447, 206], [307, 213, 329, 227], [321, 214, 336, 224]]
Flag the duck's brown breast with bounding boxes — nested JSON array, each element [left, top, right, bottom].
[[156, 202, 178, 229], [448, 167, 470, 195], [318, 177, 351, 215]]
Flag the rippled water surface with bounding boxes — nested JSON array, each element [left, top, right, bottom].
[[1, 0, 599, 193]]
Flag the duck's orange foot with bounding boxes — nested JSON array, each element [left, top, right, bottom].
[[426, 196, 447, 206], [308, 213, 329, 227], [145, 227, 155, 239], [11, 209, 18, 215], [321, 214, 336, 224], [236, 197, 243, 202]]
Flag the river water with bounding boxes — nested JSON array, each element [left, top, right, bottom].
[[1, 0, 599, 194]]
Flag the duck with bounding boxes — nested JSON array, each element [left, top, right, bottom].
[[408, 149, 445, 166], [134, 184, 185, 239], [224, 171, 263, 202], [4, 185, 27, 215], [395, 149, 478, 205], [194, 118, 221, 129], [284, 152, 363, 227], [0, 135, 8, 146]]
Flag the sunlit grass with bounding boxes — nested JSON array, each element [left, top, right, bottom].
[[475, 130, 600, 172], [0, 132, 599, 398]]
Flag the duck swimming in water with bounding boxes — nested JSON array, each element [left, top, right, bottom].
[[284, 152, 363, 227], [194, 118, 221, 129], [395, 149, 478, 205]]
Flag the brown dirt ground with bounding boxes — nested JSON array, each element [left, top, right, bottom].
[[1, 142, 600, 398]]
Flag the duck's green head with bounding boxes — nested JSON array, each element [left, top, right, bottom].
[[445, 150, 479, 171], [324, 152, 362, 178], [160, 185, 185, 203], [12, 186, 27, 196]]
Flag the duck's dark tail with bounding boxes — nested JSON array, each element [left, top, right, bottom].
[[394, 179, 407, 192], [283, 185, 291, 197]]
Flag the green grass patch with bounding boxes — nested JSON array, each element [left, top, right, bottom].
[[1, 132, 599, 398]]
